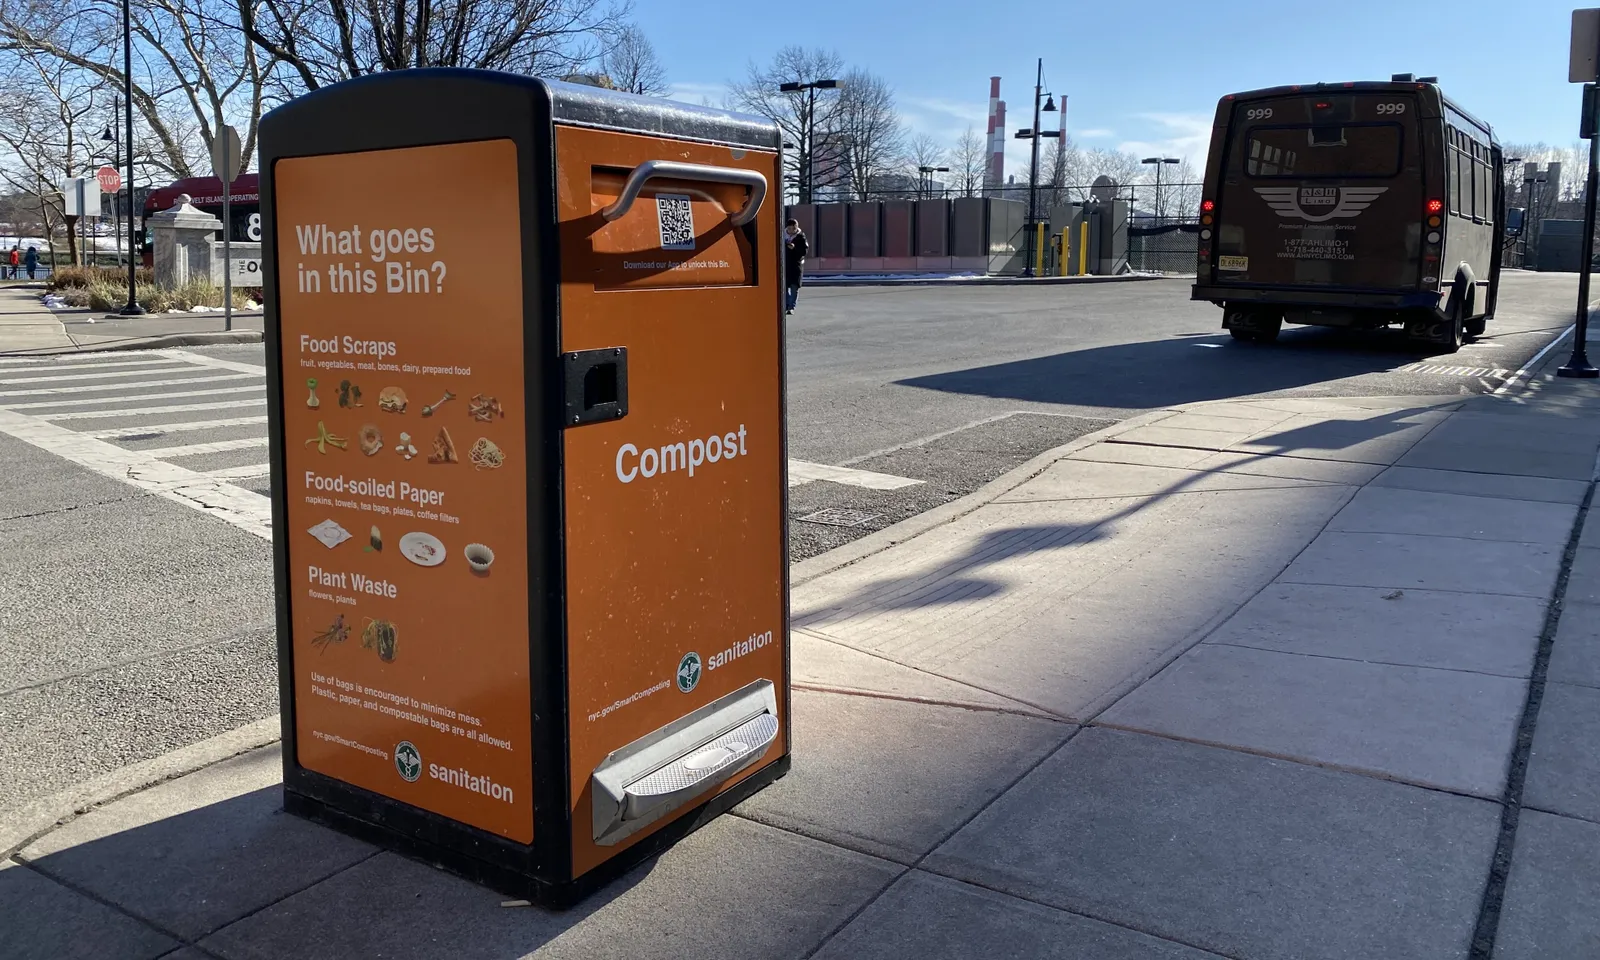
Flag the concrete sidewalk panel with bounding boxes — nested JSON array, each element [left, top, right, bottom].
[[995, 458, 1330, 505], [18, 747, 374, 941], [1282, 531, 1562, 597], [1189, 449, 1384, 485], [1105, 424, 1243, 451], [796, 485, 1351, 718], [1446, 409, 1600, 439], [733, 689, 1071, 864], [1370, 465, 1589, 505], [0, 858, 177, 960], [812, 871, 1225, 960], [1069, 442, 1216, 469], [1327, 486, 1577, 544], [1562, 547, 1600, 605], [1397, 434, 1597, 481], [1100, 643, 1525, 796], [1203, 583, 1544, 677], [1523, 681, 1600, 824], [201, 817, 901, 960], [1547, 601, 1600, 690], [1419, 416, 1600, 454], [1583, 514, 1600, 548], [1493, 810, 1600, 960], [925, 728, 1498, 960], [1230, 410, 1447, 464], [792, 629, 1045, 714]]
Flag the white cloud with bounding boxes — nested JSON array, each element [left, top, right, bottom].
[[899, 96, 990, 144], [666, 81, 732, 108], [1116, 112, 1213, 163], [1075, 128, 1115, 139]]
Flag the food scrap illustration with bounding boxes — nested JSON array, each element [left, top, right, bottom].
[[361, 618, 398, 662], [395, 431, 419, 460], [305, 420, 347, 454], [308, 519, 351, 549], [399, 531, 446, 567], [429, 427, 458, 464], [468, 393, 504, 422], [305, 378, 320, 408], [366, 525, 383, 552], [422, 390, 456, 418], [311, 614, 349, 652], [468, 437, 503, 470], [338, 379, 364, 408], [378, 386, 408, 413], [358, 423, 383, 456]]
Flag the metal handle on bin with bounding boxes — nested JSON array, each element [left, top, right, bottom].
[[600, 160, 768, 228]]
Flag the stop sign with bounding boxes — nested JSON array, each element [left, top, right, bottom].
[[95, 165, 121, 193]]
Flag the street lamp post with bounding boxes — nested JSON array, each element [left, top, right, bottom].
[[101, 109, 122, 269], [917, 165, 949, 199], [1012, 58, 1058, 278], [1141, 156, 1180, 224], [779, 79, 841, 205], [119, 0, 143, 314]]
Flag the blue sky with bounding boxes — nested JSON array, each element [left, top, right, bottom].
[[636, 0, 1579, 169]]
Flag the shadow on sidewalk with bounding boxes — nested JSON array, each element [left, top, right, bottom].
[[6, 780, 658, 958], [897, 330, 1450, 410]]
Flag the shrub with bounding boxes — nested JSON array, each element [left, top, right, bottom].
[[51, 265, 154, 290]]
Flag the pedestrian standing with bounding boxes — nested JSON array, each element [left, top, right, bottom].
[[24, 245, 38, 280], [783, 218, 807, 315], [7, 246, 18, 280]]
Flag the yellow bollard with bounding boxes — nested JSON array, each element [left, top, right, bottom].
[[1078, 220, 1089, 276], [1035, 222, 1045, 276]]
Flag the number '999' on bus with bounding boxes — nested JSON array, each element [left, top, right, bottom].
[[1191, 74, 1503, 353]]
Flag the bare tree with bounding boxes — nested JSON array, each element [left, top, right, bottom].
[[234, 0, 626, 93], [947, 125, 985, 197], [902, 132, 944, 196], [833, 68, 903, 201], [1164, 158, 1202, 219], [600, 24, 665, 95], [728, 46, 846, 203], [0, 48, 108, 265]]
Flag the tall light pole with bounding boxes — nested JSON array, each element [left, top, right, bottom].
[[1012, 58, 1057, 277], [101, 111, 122, 269], [779, 78, 841, 204], [918, 164, 949, 199], [1141, 156, 1180, 224], [120, 0, 143, 314]]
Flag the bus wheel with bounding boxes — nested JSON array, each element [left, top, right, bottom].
[[1254, 314, 1283, 343], [1463, 291, 1485, 339]]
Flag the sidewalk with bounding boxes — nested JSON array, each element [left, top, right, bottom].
[[8, 345, 1600, 959], [0, 286, 262, 356]]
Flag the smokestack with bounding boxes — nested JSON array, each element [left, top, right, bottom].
[[985, 77, 1005, 194]]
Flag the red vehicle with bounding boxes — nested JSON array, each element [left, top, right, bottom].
[[140, 173, 260, 266]]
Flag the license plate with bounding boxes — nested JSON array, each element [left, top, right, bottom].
[[1217, 255, 1248, 272]]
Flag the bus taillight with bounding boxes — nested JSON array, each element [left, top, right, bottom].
[[1426, 199, 1443, 213], [1201, 200, 1215, 212]]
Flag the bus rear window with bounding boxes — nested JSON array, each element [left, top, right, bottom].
[[1245, 123, 1403, 178]]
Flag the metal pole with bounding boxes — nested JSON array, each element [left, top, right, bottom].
[[77, 179, 86, 268], [804, 86, 815, 205], [1024, 57, 1042, 278], [120, 0, 142, 314], [1560, 127, 1600, 376], [223, 140, 233, 332]]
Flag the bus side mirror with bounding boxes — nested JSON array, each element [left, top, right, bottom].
[[1506, 208, 1525, 237]]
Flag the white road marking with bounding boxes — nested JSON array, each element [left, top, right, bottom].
[[140, 436, 270, 458], [0, 357, 174, 374], [205, 463, 271, 480], [0, 373, 258, 399], [42, 399, 266, 421], [1193, 343, 1223, 348], [153, 348, 268, 375], [788, 459, 923, 490], [86, 416, 269, 439], [1, 385, 264, 410], [1495, 322, 1579, 396], [0, 408, 271, 539], [0, 365, 190, 385]]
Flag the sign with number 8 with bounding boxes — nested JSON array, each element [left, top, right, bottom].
[[247, 212, 262, 241]]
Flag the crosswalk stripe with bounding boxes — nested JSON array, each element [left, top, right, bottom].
[[0, 365, 195, 385], [86, 416, 269, 439], [140, 437, 269, 458], [0, 358, 175, 374], [788, 459, 923, 490], [153, 349, 268, 375], [0, 372, 258, 398], [205, 463, 271, 480], [2, 385, 264, 410], [43, 398, 266, 421]]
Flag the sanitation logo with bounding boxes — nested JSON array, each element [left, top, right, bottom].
[[1254, 185, 1388, 223], [676, 652, 702, 693], [394, 741, 422, 782]]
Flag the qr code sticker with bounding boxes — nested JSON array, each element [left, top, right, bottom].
[[656, 193, 695, 250]]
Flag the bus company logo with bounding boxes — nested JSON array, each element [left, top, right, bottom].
[[1254, 186, 1389, 223], [676, 652, 702, 693], [394, 741, 422, 782]]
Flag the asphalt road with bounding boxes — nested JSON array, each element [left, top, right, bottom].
[[0, 271, 1582, 819]]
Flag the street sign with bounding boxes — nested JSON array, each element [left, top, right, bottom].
[[211, 124, 242, 183], [229, 255, 263, 288], [62, 178, 101, 217], [95, 165, 122, 194], [1573, 8, 1600, 82]]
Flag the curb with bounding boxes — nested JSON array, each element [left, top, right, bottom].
[[805, 274, 1171, 288], [0, 716, 280, 860], [0, 329, 263, 357]]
